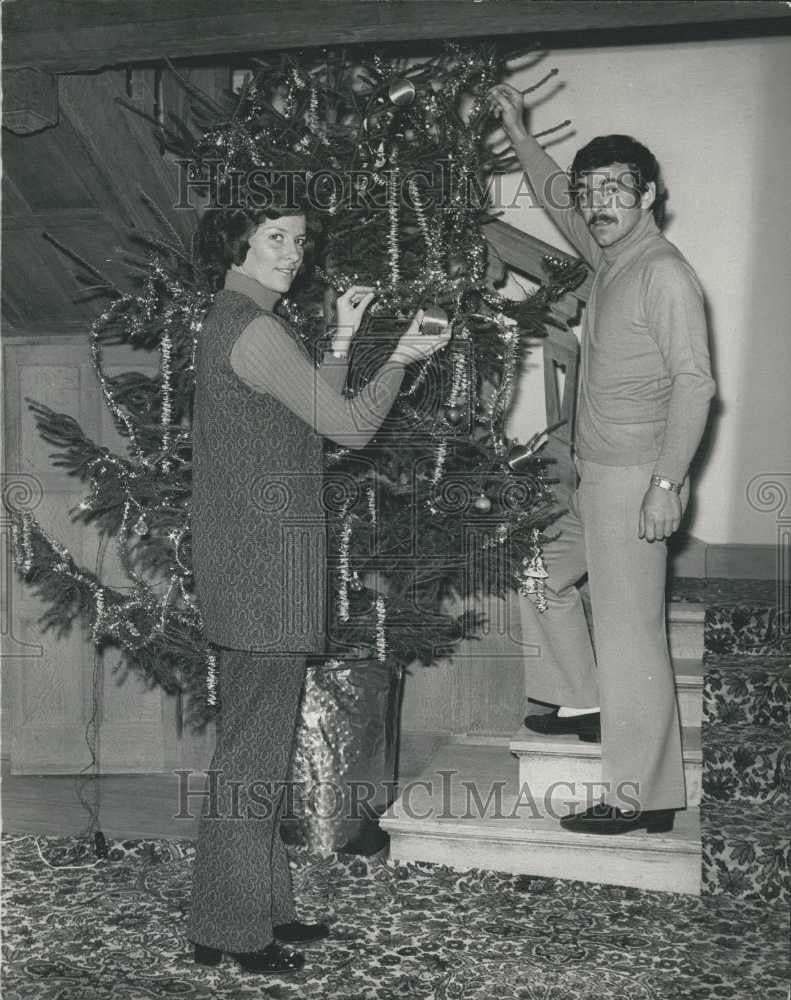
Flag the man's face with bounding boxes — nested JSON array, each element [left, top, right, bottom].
[[575, 162, 656, 249]]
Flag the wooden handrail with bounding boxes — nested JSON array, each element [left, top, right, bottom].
[[483, 218, 592, 320]]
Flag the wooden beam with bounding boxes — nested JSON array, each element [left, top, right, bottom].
[[3, 1, 789, 73]]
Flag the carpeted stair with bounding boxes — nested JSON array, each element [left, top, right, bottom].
[[690, 582, 791, 907]]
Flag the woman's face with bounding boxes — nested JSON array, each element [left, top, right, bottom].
[[235, 214, 307, 293]]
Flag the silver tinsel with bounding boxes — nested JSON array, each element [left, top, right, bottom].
[[205, 652, 218, 707], [387, 167, 401, 286], [338, 500, 353, 622], [375, 595, 387, 662]]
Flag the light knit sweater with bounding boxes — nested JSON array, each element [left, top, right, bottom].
[[226, 270, 406, 449], [512, 135, 716, 483]]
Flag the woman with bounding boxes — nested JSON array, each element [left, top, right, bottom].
[[188, 197, 449, 975]]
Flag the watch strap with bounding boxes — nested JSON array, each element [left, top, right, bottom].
[[650, 474, 682, 495]]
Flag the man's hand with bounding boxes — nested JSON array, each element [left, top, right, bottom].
[[487, 83, 529, 142], [639, 485, 682, 541]]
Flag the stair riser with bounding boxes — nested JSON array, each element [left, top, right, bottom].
[[677, 684, 702, 729], [515, 753, 702, 808], [387, 829, 701, 895], [668, 621, 704, 661]]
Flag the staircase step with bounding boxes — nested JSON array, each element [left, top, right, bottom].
[[704, 654, 791, 729], [702, 800, 790, 906], [510, 726, 703, 807], [674, 656, 703, 729], [703, 722, 790, 805], [381, 744, 701, 895], [667, 601, 705, 660]]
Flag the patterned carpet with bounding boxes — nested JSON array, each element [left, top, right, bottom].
[[4, 578, 789, 998], [2, 835, 789, 1000]]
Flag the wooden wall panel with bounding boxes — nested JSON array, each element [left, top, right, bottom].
[[1, 336, 190, 774]]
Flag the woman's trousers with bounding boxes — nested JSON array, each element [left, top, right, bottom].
[[188, 648, 307, 952]]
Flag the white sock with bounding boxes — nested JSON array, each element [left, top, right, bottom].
[[557, 705, 599, 718]]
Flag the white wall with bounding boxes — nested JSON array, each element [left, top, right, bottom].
[[501, 36, 791, 546]]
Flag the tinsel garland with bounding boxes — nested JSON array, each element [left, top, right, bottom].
[[159, 329, 173, 466], [447, 344, 470, 411], [486, 316, 520, 454], [338, 499, 353, 623], [431, 439, 448, 487], [408, 177, 441, 277], [89, 297, 142, 459], [386, 167, 401, 287], [375, 595, 387, 663], [205, 652, 218, 707]]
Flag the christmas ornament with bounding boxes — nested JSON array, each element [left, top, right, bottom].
[[133, 514, 150, 537], [387, 78, 416, 108], [517, 529, 549, 612], [445, 405, 465, 425], [420, 305, 449, 337], [473, 494, 492, 514]]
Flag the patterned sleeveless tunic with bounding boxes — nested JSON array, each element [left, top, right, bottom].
[[192, 290, 326, 653]]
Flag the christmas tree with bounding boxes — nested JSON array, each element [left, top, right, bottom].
[[11, 45, 585, 731]]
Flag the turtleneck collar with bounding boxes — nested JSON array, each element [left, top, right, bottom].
[[600, 210, 660, 265], [224, 269, 281, 313]]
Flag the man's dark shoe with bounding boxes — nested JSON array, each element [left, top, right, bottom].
[[194, 941, 305, 974], [560, 803, 676, 835], [524, 709, 601, 742], [274, 920, 329, 944]]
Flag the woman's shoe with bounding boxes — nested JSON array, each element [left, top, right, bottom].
[[194, 944, 222, 967], [194, 941, 304, 974], [274, 920, 329, 943]]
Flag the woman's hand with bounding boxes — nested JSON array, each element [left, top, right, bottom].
[[391, 309, 451, 365], [333, 285, 377, 353], [487, 84, 528, 142]]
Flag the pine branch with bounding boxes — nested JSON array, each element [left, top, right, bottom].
[[42, 231, 120, 296]]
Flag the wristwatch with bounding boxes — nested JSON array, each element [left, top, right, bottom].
[[650, 474, 682, 495]]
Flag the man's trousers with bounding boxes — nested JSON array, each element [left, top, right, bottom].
[[188, 649, 307, 952], [520, 459, 687, 812]]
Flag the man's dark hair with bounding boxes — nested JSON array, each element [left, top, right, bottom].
[[570, 134, 667, 225], [197, 179, 313, 290]]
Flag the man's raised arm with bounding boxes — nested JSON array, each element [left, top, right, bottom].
[[489, 84, 599, 267]]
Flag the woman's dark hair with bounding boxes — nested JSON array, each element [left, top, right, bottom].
[[197, 179, 313, 290], [570, 134, 667, 225]]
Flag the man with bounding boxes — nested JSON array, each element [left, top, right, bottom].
[[489, 84, 715, 834]]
